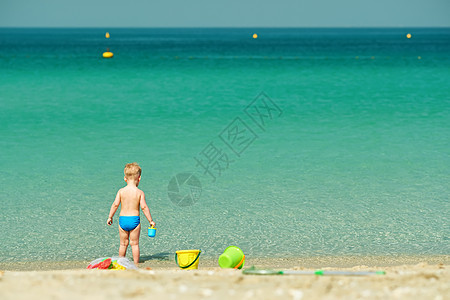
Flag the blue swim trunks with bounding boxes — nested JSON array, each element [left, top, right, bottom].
[[119, 216, 140, 231]]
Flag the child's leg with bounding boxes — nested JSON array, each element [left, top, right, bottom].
[[118, 226, 130, 257], [129, 224, 141, 265]]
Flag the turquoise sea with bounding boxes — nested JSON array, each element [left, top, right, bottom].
[[0, 28, 449, 263]]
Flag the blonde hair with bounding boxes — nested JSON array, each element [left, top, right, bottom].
[[124, 162, 142, 181]]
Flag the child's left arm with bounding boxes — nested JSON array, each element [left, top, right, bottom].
[[107, 190, 121, 225]]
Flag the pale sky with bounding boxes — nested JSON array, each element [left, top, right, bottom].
[[1, 0, 449, 27]]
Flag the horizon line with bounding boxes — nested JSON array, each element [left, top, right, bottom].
[[1, 25, 450, 29]]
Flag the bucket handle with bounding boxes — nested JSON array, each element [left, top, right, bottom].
[[175, 251, 201, 269], [234, 255, 245, 269]]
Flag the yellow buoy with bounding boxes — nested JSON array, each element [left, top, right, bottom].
[[252, 33, 258, 39], [406, 33, 412, 39], [103, 51, 113, 58], [105, 32, 110, 39]]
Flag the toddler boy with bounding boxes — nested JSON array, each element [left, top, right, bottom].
[[107, 162, 156, 265]]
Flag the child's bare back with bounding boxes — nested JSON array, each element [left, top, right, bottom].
[[107, 163, 155, 265], [118, 185, 144, 216]]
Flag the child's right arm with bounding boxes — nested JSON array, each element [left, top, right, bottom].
[[107, 190, 121, 225], [140, 192, 155, 227]]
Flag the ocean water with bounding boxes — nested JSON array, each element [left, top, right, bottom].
[[0, 28, 449, 263]]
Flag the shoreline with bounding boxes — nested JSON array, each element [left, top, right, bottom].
[[1, 254, 449, 271]]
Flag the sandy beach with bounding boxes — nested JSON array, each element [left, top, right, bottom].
[[1, 256, 448, 299]]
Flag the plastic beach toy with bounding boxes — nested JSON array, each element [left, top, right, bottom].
[[87, 257, 138, 270], [148, 226, 156, 237], [218, 246, 245, 269], [175, 249, 201, 270], [242, 266, 385, 276]]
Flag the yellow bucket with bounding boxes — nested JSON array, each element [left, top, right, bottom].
[[175, 249, 201, 270]]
